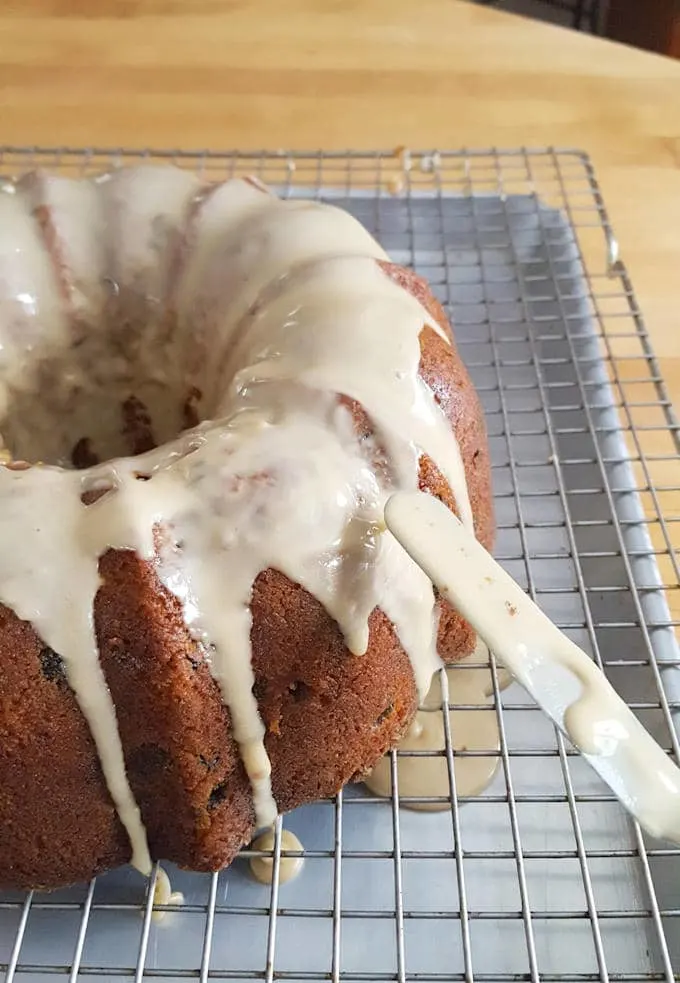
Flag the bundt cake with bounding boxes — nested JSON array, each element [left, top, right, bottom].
[[0, 166, 493, 890]]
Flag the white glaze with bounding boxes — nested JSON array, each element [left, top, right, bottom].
[[174, 182, 392, 407], [0, 464, 152, 873], [249, 828, 304, 885], [385, 491, 680, 845], [212, 254, 473, 534], [364, 642, 501, 807], [95, 165, 201, 324], [0, 167, 473, 867], [151, 866, 185, 921], [9, 173, 112, 465], [17, 172, 108, 327], [0, 185, 68, 403], [1, 168, 201, 465]]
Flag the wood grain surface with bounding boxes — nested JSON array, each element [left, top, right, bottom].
[[0, 0, 678, 612]]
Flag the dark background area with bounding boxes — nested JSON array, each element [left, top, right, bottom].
[[477, 0, 680, 57]]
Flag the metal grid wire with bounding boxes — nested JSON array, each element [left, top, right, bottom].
[[0, 147, 678, 982]]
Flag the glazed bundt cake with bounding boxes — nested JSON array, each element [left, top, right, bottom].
[[0, 166, 493, 889]]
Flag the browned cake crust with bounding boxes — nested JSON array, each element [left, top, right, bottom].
[[0, 261, 493, 889], [0, 605, 130, 888], [387, 265, 494, 662]]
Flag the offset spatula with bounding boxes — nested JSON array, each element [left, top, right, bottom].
[[385, 491, 680, 845]]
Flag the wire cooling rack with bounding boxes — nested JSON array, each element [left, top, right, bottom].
[[0, 147, 678, 983]]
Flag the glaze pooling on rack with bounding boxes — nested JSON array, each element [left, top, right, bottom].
[[364, 639, 502, 806], [0, 167, 475, 864], [249, 828, 305, 885]]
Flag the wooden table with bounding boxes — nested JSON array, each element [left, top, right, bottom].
[[1, 0, 679, 609]]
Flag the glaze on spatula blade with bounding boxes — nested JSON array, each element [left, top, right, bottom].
[[384, 491, 680, 845]]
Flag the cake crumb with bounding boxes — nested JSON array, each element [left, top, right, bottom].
[[385, 174, 405, 196], [394, 145, 412, 173]]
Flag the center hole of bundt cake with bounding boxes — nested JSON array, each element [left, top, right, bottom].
[[1, 366, 205, 470]]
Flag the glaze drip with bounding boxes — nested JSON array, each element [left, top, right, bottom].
[[249, 828, 305, 885], [0, 465, 152, 874], [152, 866, 185, 921], [0, 168, 474, 866]]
